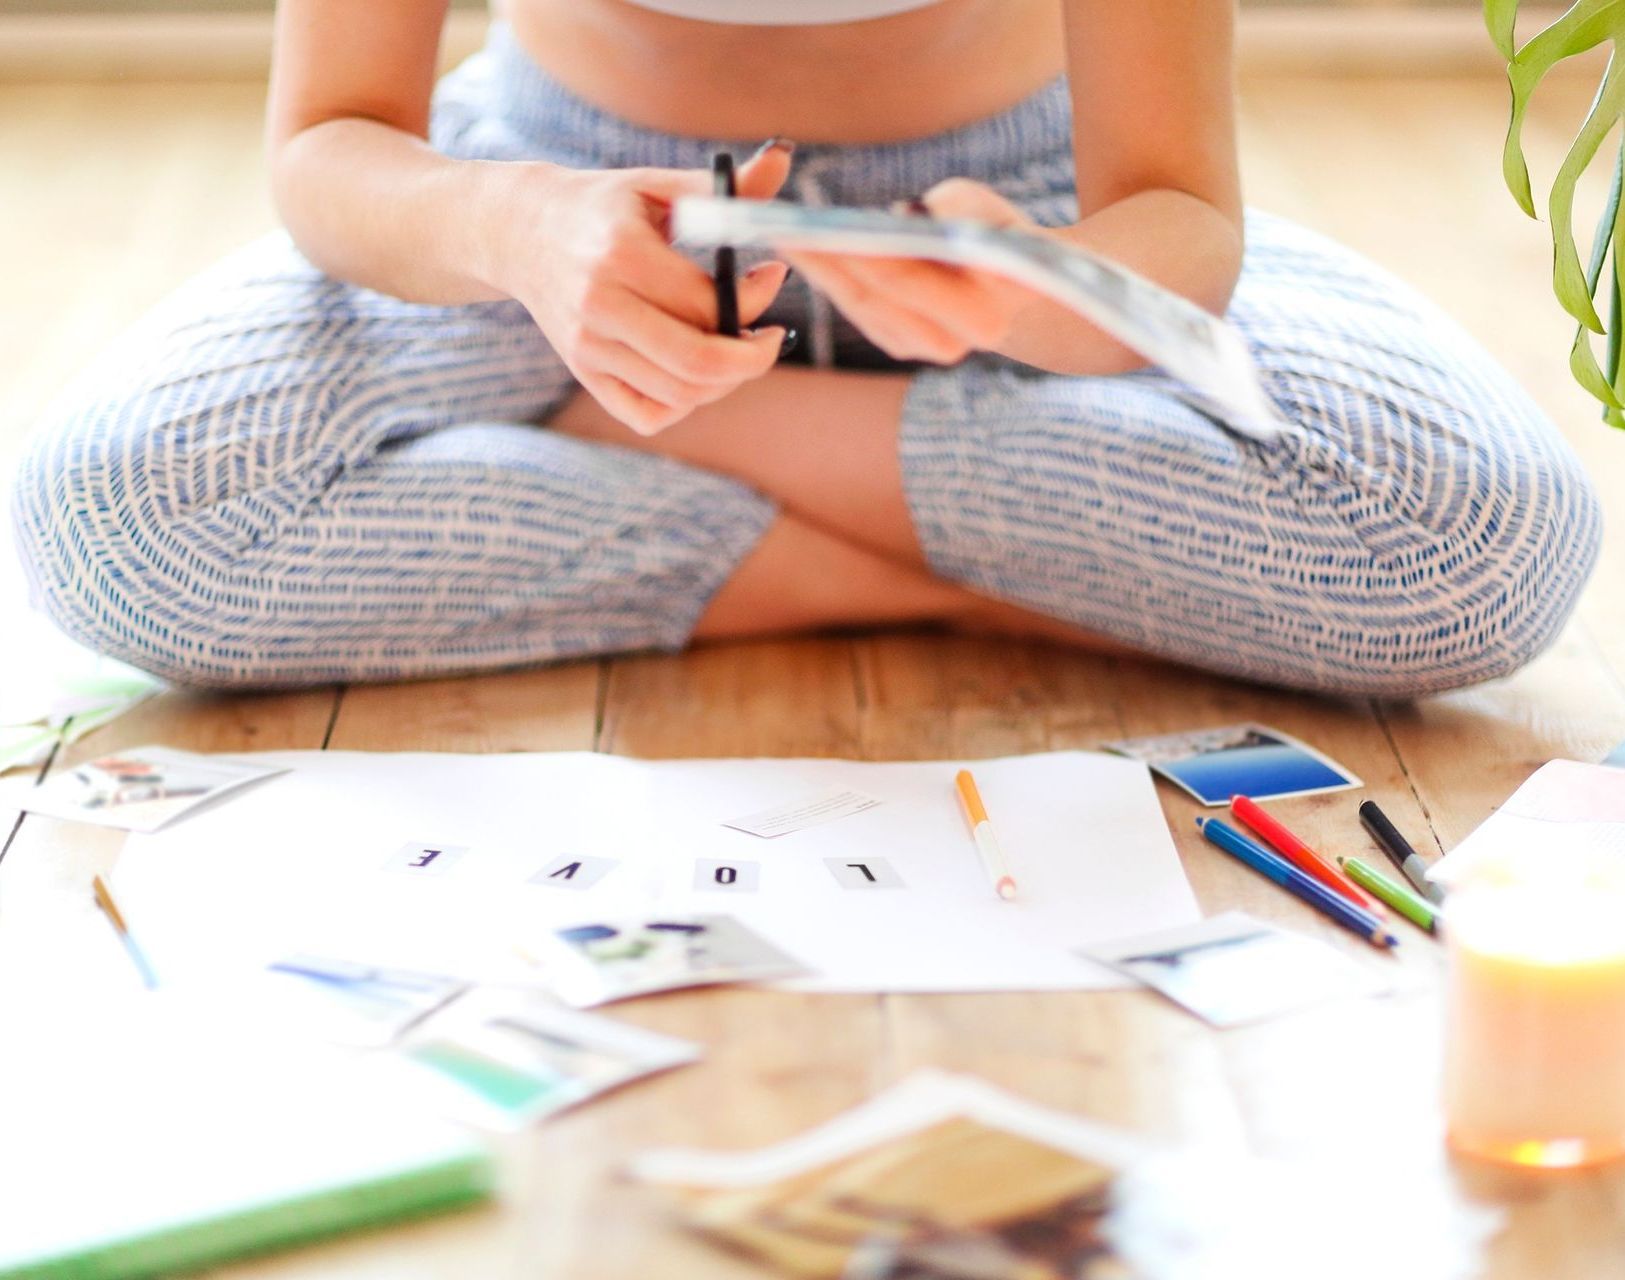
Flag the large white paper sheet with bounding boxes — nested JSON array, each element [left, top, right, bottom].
[[1432, 759, 1625, 886], [111, 750, 1199, 993]]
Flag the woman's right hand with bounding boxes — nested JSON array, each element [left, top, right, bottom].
[[481, 141, 795, 435]]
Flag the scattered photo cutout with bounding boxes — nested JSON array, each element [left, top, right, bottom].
[[536, 913, 808, 1007], [634, 1078, 1125, 1280], [693, 859, 761, 892], [260, 954, 467, 1048], [637, 1071, 1497, 1280], [401, 990, 699, 1130], [528, 854, 618, 891], [16, 745, 286, 833], [722, 786, 883, 839], [1104, 723, 1362, 806], [382, 842, 469, 876], [1077, 911, 1392, 1028]]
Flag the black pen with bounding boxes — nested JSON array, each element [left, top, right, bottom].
[[1359, 800, 1445, 905], [711, 152, 739, 337]]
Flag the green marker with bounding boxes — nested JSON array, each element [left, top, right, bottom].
[[1338, 856, 1439, 936]]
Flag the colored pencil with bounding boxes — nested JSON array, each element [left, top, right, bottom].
[[1196, 817, 1397, 950], [1359, 800, 1446, 904], [1230, 794, 1382, 914], [1338, 856, 1440, 935], [954, 769, 1018, 901], [92, 874, 159, 989]]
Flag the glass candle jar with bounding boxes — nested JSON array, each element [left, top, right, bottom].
[[1443, 849, 1625, 1168]]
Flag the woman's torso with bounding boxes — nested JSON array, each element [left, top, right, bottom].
[[503, 0, 1066, 143]]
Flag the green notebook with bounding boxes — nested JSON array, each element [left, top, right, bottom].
[[0, 992, 495, 1279]]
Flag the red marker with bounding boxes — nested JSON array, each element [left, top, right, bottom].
[[1229, 794, 1382, 915]]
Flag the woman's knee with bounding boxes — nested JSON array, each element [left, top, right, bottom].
[[901, 359, 1603, 699], [11, 385, 215, 684], [1380, 438, 1599, 695], [1274, 367, 1605, 697]]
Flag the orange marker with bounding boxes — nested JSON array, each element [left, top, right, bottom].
[[954, 769, 1018, 901], [1230, 794, 1381, 915]]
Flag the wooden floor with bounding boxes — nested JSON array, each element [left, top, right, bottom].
[[3, 69, 1625, 1279]]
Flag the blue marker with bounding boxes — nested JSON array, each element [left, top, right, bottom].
[[1195, 817, 1397, 951]]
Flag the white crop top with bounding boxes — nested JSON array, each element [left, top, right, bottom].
[[625, 0, 942, 24]]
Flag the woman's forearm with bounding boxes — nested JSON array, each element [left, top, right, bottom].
[[997, 188, 1245, 377], [270, 117, 543, 305]]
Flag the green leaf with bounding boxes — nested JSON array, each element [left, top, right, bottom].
[[1549, 51, 1625, 331], [1500, 0, 1622, 216], [1606, 140, 1625, 415], [1584, 131, 1621, 292], [1569, 325, 1624, 407], [1571, 146, 1621, 408], [1486, 0, 1521, 60]]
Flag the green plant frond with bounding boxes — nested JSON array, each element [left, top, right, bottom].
[[1549, 52, 1625, 331], [1513, 0, 1623, 63], [1500, 0, 1624, 214], [1486, 0, 1521, 59], [1603, 142, 1625, 417], [1571, 146, 1625, 412], [1568, 325, 1625, 407], [1584, 137, 1623, 293], [1503, 89, 1540, 215], [1491, 0, 1625, 426], [1609, 165, 1625, 422]]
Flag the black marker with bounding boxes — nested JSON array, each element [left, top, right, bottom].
[[1359, 800, 1445, 905], [711, 152, 739, 337]]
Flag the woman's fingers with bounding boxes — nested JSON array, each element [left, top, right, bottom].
[[837, 257, 1018, 348], [631, 140, 792, 243], [786, 251, 971, 362], [577, 334, 718, 411], [580, 369, 681, 437], [599, 285, 785, 387], [733, 139, 795, 201], [789, 249, 1018, 354], [734, 260, 792, 328], [633, 255, 789, 333], [917, 175, 1031, 229]]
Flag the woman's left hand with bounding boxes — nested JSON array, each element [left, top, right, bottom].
[[782, 178, 1041, 365]]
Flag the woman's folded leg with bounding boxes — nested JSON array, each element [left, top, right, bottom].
[[899, 210, 1604, 696], [9, 234, 781, 687]]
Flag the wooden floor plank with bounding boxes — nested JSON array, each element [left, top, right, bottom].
[[599, 638, 867, 760], [325, 663, 604, 754]]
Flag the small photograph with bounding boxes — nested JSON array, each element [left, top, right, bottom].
[[644, 1112, 1123, 1280], [17, 745, 286, 833], [1079, 911, 1391, 1028], [260, 954, 468, 1048], [401, 991, 700, 1130], [537, 914, 807, 1008], [1103, 723, 1362, 806]]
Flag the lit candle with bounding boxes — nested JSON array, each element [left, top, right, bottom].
[[1444, 849, 1625, 1167]]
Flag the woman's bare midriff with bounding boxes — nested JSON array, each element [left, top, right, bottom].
[[503, 0, 1066, 143]]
